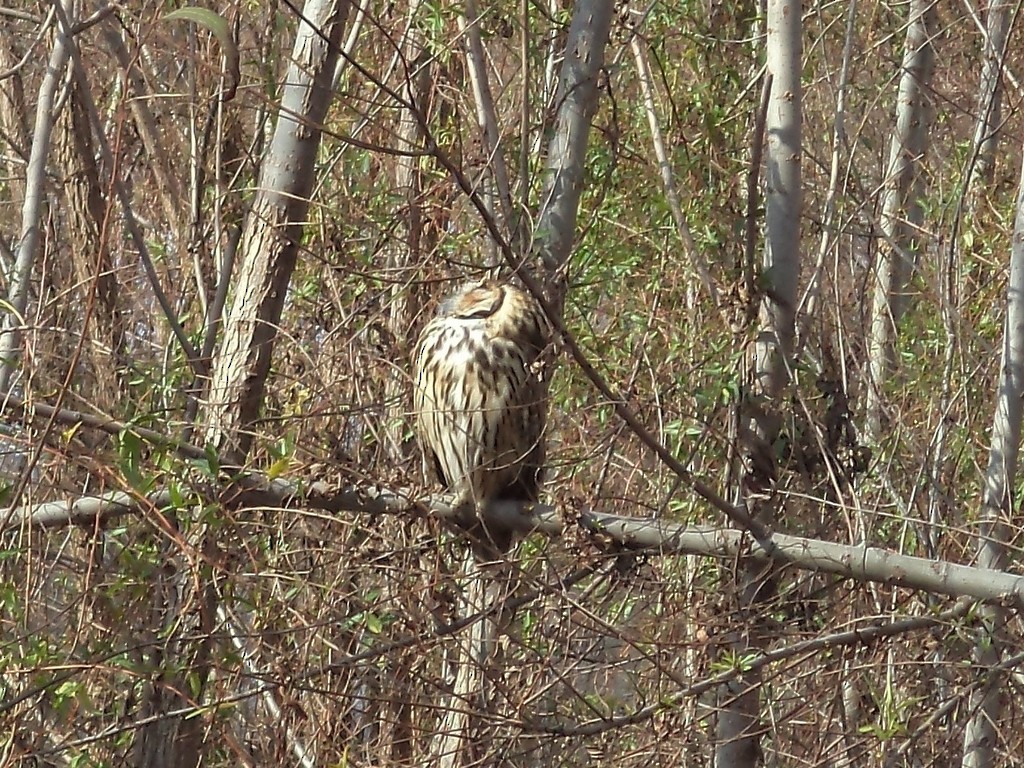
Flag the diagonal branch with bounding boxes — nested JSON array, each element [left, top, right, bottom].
[[629, 34, 720, 308]]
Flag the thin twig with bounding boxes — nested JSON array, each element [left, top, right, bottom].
[[52, 1, 200, 370], [537, 598, 977, 737], [630, 34, 721, 310]]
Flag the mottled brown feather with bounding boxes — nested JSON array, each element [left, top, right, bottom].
[[412, 279, 550, 552]]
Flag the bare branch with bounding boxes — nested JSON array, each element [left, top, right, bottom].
[[6, 473, 1024, 606], [630, 34, 720, 308]]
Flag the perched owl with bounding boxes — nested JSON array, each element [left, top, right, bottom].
[[412, 279, 550, 554]]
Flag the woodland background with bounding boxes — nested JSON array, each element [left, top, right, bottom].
[[1, 0, 1024, 766]]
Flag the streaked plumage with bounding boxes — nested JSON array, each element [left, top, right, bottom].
[[412, 279, 550, 553]]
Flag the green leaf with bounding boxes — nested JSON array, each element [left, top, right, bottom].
[[164, 7, 231, 49], [163, 7, 240, 98], [364, 612, 383, 634], [267, 457, 292, 481]]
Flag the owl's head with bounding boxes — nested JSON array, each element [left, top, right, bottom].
[[433, 278, 549, 357], [438, 279, 507, 319]]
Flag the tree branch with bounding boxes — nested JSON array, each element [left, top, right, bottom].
[[6, 474, 1024, 606], [0, 0, 74, 393], [538, 597, 978, 737]]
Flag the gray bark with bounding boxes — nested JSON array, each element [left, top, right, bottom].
[[102, 24, 186, 243], [719, 0, 802, 763], [429, 553, 499, 768], [205, 0, 352, 457], [757, 0, 802, 397], [0, 0, 75, 394], [961, 136, 1024, 768], [129, 3, 352, 766], [0, 24, 29, 211], [864, 0, 937, 441], [968, 0, 1012, 202], [54, 82, 126, 403], [14, 475, 1024, 604], [534, 0, 613, 308], [383, 11, 428, 756]]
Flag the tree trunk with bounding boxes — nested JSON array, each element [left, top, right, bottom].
[[383, 0, 429, 461], [427, 2, 612, 764], [0, 24, 29, 219], [864, 0, 937, 441], [205, 0, 352, 457], [630, 35, 719, 307], [462, 0, 516, 239], [102, 23, 186, 242], [382, 8, 431, 759], [54, 83, 125, 405], [718, 0, 802, 764], [960, 136, 1024, 768], [757, 0, 802, 396], [429, 553, 499, 768], [968, 0, 1012, 205], [133, 3, 351, 767], [533, 0, 613, 310], [0, 0, 76, 393]]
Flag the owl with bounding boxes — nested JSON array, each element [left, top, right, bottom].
[[412, 279, 550, 554]]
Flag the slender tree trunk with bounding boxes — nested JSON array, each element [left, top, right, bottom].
[[630, 35, 719, 308], [428, 2, 611, 764], [382, 8, 430, 759], [533, 0, 613, 310], [968, 0, 1012, 206], [0, 0, 76, 394], [718, 0, 801, 764], [102, 24, 186, 242], [757, 0, 802, 396], [54, 83, 125, 405], [462, 0, 515, 236], [131, 4, 352, 767], [206, 0, 352, 457], [429, 553, 498, 768], [425, 4, 508, 758], [961, 138, 1024, 768], [0, 26, 28, 219], [384, 0, 429, 461], [864, 0, 937, 441]]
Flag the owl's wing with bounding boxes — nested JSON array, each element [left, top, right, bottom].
[[415, 375, 481, 497], [492, 365, 547, 502]]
